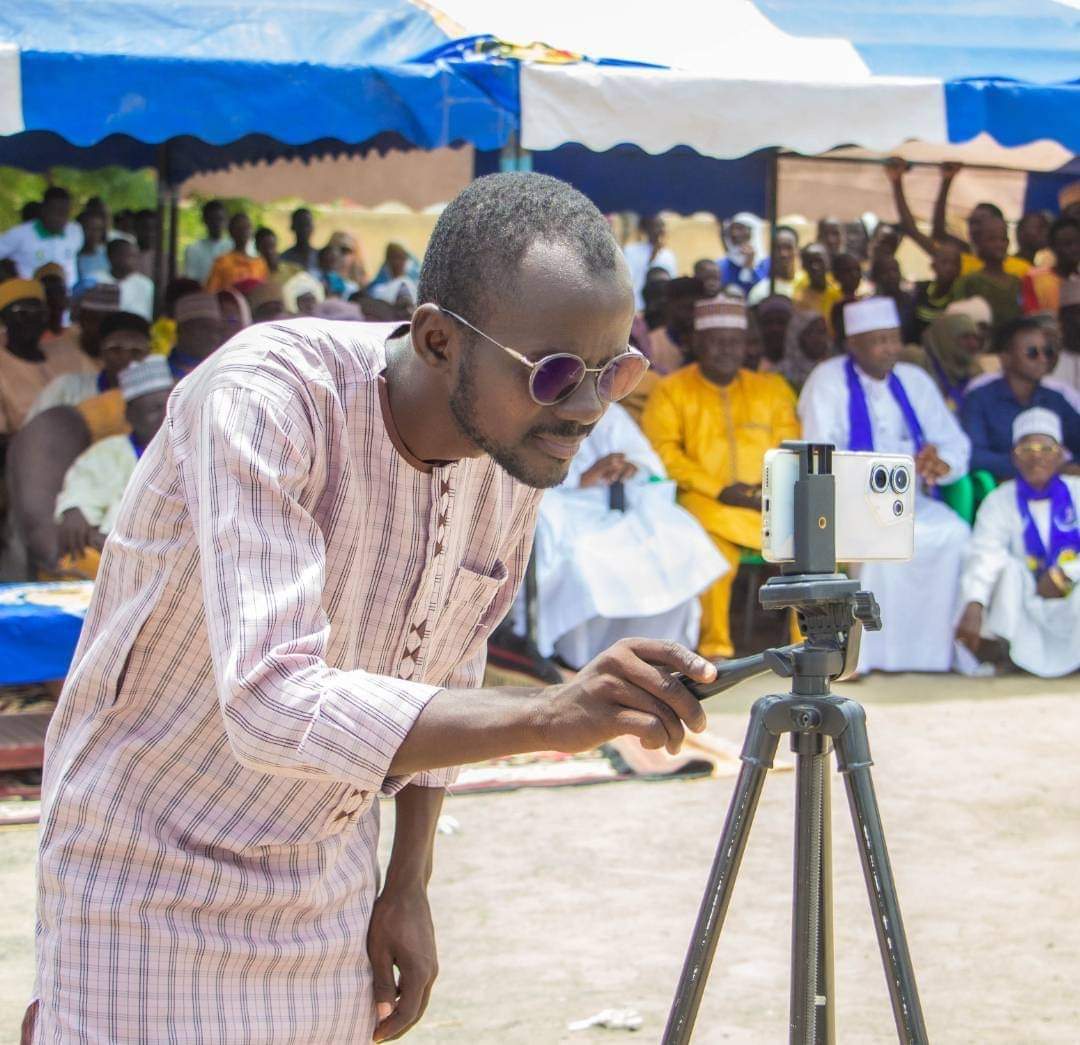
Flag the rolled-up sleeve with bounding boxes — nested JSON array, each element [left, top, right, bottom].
[[178, 384, 441, 796]]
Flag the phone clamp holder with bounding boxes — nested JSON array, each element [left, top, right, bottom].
[[663, 442, 927, 1044]]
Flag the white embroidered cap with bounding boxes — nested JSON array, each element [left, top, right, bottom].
[[843, 296, 900, 337], [119, 356, 174, 402], [694, 295, 748, 331], [1012, 407, 1063, 446]]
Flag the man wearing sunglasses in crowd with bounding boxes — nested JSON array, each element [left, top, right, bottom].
[[956, 406, 1080, 677], [961, 316, 1080, 481], [27, 173, 717, 1045]]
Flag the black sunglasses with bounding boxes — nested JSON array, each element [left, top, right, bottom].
[[1022, 344, 1056, 361]]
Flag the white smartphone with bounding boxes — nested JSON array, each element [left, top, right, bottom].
[[761, 448, 915, 563]]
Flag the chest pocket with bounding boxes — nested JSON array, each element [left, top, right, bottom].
[[428, 560, 508, 673]]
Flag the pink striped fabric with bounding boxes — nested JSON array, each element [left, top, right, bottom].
[[32, 319, 540, 1041]]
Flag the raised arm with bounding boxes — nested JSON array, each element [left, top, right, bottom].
[[932, 162, 964, 247], [884, 158, 936, 257]]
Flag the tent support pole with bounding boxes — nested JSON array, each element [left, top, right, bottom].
[[167, 188, 179, 287], [153, 143, 171, 317], [767, 147, 779, 296]]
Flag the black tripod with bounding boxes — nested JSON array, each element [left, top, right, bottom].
[[662, 443, 928, 1044]]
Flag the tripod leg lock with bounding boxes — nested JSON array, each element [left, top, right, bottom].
[[830, 699, 874, 773], [740, 695, 784, 768]]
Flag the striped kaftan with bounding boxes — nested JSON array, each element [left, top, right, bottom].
[[32, 319, 540, 1042]]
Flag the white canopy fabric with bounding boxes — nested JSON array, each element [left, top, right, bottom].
[[521, 63, 947, 159]]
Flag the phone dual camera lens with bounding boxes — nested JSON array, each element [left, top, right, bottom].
[[869, 463, 911, 495]]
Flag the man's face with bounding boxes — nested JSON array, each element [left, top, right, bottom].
[[968, 207, 991, 245], [848, 327, 902, 380], [931, 244, 962, 285], [126, 388, 171, 445], [1013, 434, 1063, 489], [292, 210, 314, 241], [774, 233, 797, 278], [1052, 225, 1080, 271], [871, 226, 899, 259], [728, 221, 751, 249], [1017, 213, 1049, 256], [757, 306, 791, 357], [693, 260, 722, 297], [979, 220, 1009, 264], [230, 215, 252, 250], [799, 316, 830, 361], [833, 255, 862, 296], [695, 327, 746, 385], [41, 274, 68, 314], [296, 291, 318, 316], [445, 241, 635, 490], [819, 220, 843, 256], [643, 217, 666, 247], [1060, 304, 1080, 351], [80, 213, 106, 248], [256, 231, 279, 266], [40, 196, 70, 234], [134, 212, 156, 249], [802, 248, 828, 288], [1, 298, 47, 347], [204, 205, 226, 239], [1005, 328, 1053, 383], [101, 329, 150, 380], [387, 245, 409, 278], [109, 241, 137, 279], [667, 292, 698, 335], [874, 256, 902, 295], [178, 316, 227, 354]]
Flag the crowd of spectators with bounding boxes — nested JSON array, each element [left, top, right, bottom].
[[1, 162, 1078, 680]]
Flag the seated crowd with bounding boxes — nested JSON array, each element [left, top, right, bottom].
[[1, 163, 1078, 681]]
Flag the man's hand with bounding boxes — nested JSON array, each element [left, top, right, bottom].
[[940, 161, 962, 181], [369, 883, 439, 1042], [884, 157, 910, 183], [718, 482, 762, 510], [955, 601, 984, 653], [1036, 569, 1068, 600], [914, 445, 950, 487], [57, 507, 102, 560], [579, 453, 637, 488], [541, 638, 714, 756]]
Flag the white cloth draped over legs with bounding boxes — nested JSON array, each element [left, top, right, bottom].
[[856, 497, 971, 674], [524, 404, 726, 669]]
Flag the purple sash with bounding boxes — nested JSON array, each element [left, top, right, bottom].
[[1015, 475, 1080, 573], [844, 356, 926, 452]]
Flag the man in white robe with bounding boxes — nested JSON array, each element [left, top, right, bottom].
[[529, 403, 726, 668], [799, 297, 973, 673], [956, 408, 1080, 677]]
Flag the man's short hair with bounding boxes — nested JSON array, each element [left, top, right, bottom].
[[254, 226, 276, 244], [106, 238, 132, 261], [973, 201, 1005, 221], [42, 186, 71, 205], [1049, 215, 1080, 245], [202, 199, 225, 219], [994, 315, 1045, 354], [774, 225, 799, 244], [417, 172, 622, 325], [99, 310, 151, 341]]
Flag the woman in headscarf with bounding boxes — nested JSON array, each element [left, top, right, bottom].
[[778, 310, 832, 391], [718, 212, 769, 298], [903, 311, 983, 412]]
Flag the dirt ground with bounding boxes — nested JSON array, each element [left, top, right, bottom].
[[3, 671, 1079, 1043]]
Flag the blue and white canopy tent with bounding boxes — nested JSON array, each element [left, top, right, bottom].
[[1, 1, 1078, 238]]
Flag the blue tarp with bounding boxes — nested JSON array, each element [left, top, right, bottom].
[[0, 1, 518, 181]]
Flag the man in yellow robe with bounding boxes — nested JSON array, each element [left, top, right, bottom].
[[643, 296, 800, 658]]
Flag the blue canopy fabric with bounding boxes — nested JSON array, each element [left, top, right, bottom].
[[0, 2, 519, 181]]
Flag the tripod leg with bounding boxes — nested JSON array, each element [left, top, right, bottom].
[[662, 697, 782, 1045], [834, 708, 929, 1045], [790, 735, 835, 1045]]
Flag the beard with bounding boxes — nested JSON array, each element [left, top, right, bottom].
[[448, 357, 591, 490]]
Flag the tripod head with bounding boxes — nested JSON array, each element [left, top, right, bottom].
[[679, 441, 882, 700]]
